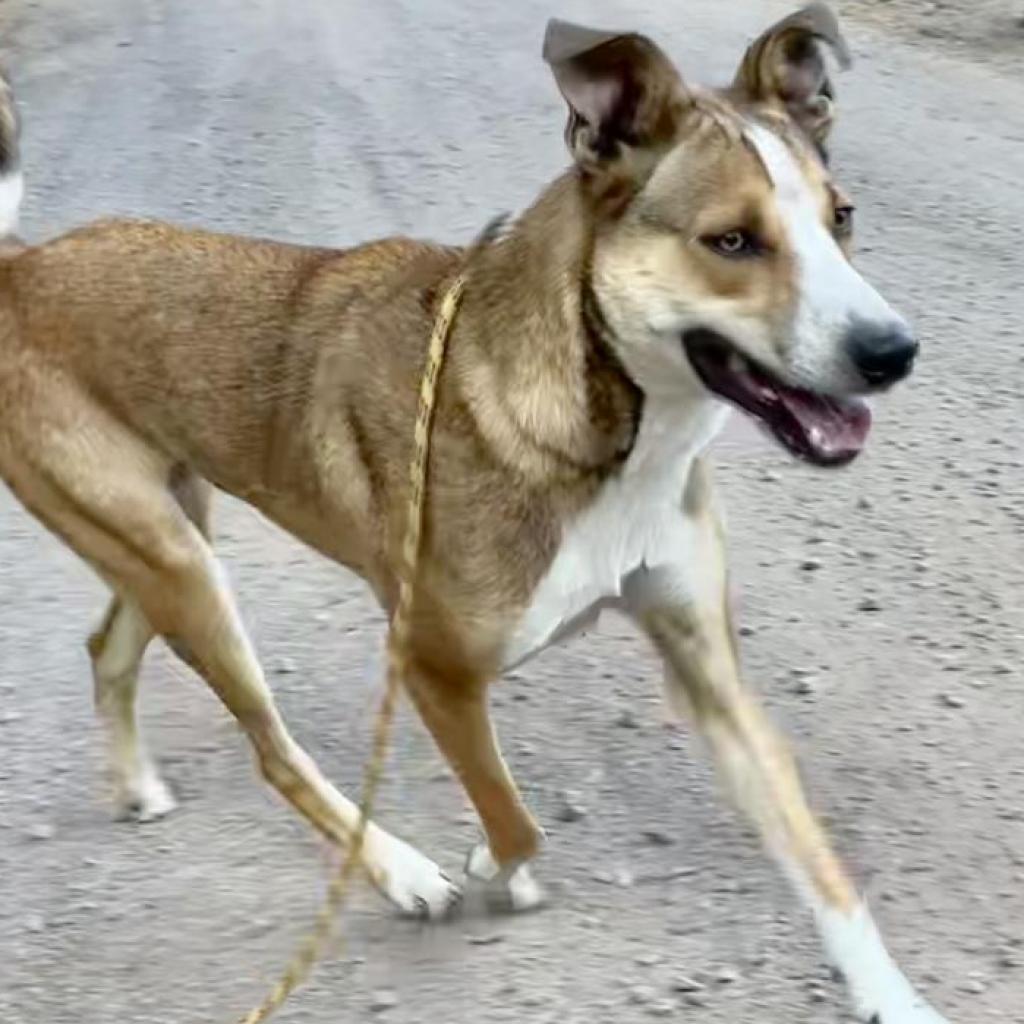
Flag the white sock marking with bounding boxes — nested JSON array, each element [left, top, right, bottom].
[[818, 903, 949, 1023]]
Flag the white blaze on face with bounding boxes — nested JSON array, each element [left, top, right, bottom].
[[744, 125, 902, 392]]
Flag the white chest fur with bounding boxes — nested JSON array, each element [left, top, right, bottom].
[[503, 400, 728, 669]]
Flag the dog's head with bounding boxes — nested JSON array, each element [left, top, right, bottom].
[[544, 3, 915, 466]]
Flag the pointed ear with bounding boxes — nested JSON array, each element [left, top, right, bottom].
[[543, 19, 688, 169], [733, 3, 851, 147]]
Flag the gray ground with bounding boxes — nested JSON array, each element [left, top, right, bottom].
[[835, 0, 1024, 70], [0, 1, 1021, 1023]]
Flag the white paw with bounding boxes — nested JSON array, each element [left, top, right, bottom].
[[852, 991, 950, 1024], [464, 843, 546, 914], [819, 905, 951, 1024], [848, 980, 950, 1024], [114, 773, 178, 822], [366, 830, 462, 920]]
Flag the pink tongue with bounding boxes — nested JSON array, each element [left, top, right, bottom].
[[778, 390, 872, 458]]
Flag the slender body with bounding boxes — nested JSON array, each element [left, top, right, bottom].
[[0, 8, 947, 1022]]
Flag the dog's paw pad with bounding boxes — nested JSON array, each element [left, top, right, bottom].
[[464, 842, 546, 914], [370, 834, 462, 921]]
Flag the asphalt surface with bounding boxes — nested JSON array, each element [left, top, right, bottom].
[[0, 2, 1022, 1023]]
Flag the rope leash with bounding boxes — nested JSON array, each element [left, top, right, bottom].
[[237, 273, 466, 1024]]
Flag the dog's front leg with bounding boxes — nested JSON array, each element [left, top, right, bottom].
[[405, 666, 546, 913], [623, 461, 949, 1024]]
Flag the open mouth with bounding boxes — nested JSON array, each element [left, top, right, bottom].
[[683, 328, 870, 467]]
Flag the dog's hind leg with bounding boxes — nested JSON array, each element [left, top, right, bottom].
[[1, 388, 460, 918], [88, 596, 173, 820], [87, 468, 212, 821]]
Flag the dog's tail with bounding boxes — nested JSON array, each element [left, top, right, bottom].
[[0, 66, 24, 239]]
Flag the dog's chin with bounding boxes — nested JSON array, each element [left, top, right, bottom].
[[682, 327, 871, 468]]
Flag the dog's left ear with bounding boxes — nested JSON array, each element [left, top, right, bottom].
[[732, 2, 851, 147], [543, 19, 688, 172]]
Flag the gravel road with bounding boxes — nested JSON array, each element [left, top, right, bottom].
[[0, 2, 1021, 1022]]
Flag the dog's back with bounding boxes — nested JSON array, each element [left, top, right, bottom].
[[0, 62, 466, 592]]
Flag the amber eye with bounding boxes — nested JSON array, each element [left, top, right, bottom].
[[704, 229, 761, 258], [834, 205, 855, 236]]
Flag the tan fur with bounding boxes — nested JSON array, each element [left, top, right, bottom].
[[0, 201, 637, 883], [597, 120, 801, 348], [0, 12, 924, 1002]]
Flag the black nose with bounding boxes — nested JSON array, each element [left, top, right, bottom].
[[845, 319, 918, 388]]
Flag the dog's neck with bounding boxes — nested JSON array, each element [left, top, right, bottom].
[[454, 171, 643, 487]]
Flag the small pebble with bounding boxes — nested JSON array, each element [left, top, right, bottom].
[[614, 867, 635, 888], [616, 709, 639, 729], [629, 984, 657, 1005], [641, 829, 674, 846], [644, 1001, 676, 1018], [672, 976, 705, 993], [940, 693, 966, 709], [793, 675, 817, 697], [519, 994, 547, 1009], [26, 824, 55, 842], [808, 984, 829, 1003], [635, 953, 663, 968], [369, 990, 399, 1013], [555, 789, 588, 823]]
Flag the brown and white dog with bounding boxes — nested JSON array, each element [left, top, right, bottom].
[[0, 7, 949, 1022]]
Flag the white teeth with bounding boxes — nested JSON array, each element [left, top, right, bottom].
[[727, 352, 745, 374], [809, 426, 824, 447]]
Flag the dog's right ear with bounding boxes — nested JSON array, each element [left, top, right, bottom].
[[543, 19, 687, 171]]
